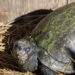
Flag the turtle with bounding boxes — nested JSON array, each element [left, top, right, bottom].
[[11, 2, 75, 75]]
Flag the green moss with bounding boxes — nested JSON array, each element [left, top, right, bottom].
[[39, 31, 54, 47], [34, 25, 49, 41], [42, 25, 49, 33], [48, 39, 56, 53], [32, 3, 75, 53], [34, 33, 41, 41]]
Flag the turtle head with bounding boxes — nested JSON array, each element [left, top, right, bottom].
[[12, 39, 38, 72]]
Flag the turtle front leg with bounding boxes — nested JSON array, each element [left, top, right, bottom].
[[38, 61, 56, 75]]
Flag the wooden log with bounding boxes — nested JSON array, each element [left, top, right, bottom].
[[0, 0, 74, 24]]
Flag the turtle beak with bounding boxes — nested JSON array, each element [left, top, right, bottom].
[[17, 50, 28, 61]]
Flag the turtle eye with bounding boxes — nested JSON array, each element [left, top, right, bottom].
[[18, 46, 22, 51], [25, 47, 30, 53]]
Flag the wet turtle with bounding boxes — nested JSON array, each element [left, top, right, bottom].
[[12, 3, 75, 75]]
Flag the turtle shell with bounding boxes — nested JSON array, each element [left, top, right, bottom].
[[31, 3, 75, 73]]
